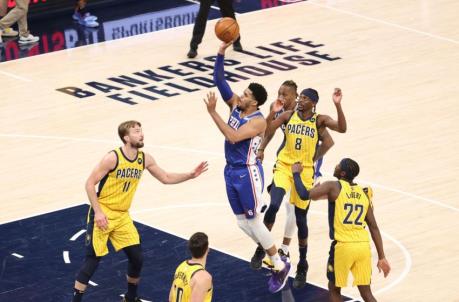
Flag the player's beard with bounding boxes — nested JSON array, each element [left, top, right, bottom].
[[132, 141, 144, 148]]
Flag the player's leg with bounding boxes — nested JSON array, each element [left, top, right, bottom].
[[110, 215, 142, 302], [217, 0, 242, 50], [328, 281, 343, 302], [280, 199, 295, 257], [188, 0, 212, 58], [122, 244, 143, 301], [353, 243, 376, 302], [292, 204, 309, 288], [328, 241, 352, 302], [72, 208, 108, 302]]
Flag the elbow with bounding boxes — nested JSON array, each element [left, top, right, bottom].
[[338, 127, 347, 133]]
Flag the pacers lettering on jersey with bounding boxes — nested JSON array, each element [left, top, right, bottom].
[[174, 271, 188, 286], [228, 115, 241, 129], [287, 124, 316, 138], [115, 168, 143, 179]]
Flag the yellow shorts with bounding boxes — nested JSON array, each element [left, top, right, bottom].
[[327, 241, 372, 287], [85, 207, 140, 257], [272, 161, 314, 210]]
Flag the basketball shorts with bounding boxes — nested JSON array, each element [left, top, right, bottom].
[[224, 163, 266, 219], [85, 207, 140, 257], [327, 241, 372, 287], [273, 160, 314, 210]]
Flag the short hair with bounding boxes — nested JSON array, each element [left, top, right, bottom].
[[118, 120, 141, 144], [281, 80, 298, 93], [188, 232, 209, 258], [340, 158, 360, 181], [248, 83, 268, 106]]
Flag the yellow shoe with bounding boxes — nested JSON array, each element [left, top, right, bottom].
[[1, 27, 18, 37]]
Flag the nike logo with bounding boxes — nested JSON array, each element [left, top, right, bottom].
[[240, 174, 247, 178]]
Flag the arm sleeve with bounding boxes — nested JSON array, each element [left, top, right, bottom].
[[293, 172, 310, 200], [213, 54, 234, 102]]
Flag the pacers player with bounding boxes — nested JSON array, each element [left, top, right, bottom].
[[255, 80, 334, 262], [291, 159, 391, 302], [252, 87, 346, 288], [71, 120, 208, 302], [203, 41, 290, 293], [169, 232, 212, 302]]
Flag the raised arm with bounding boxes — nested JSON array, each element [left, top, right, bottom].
[[144, 153, 208, 184], [257, 101, 285, 161], [85, 151, 117, 231], [203, 92, 267, 144], [318, 88, 347, 133], [365, 204, 391, 277], [190, 270, 212, 302], [213, 42, 240, 109]]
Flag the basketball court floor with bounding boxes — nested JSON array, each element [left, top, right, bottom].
[[1, 1, 459, 301]]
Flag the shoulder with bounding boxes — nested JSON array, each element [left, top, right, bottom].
[[280, 110, 294, 120], [193, 269, 212, 283], [103, 150, 118, 165], [143, 152, 156, 168]]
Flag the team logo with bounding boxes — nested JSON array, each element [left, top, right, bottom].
[[310, 117, 316, 122], [328, 264, 334, 272], [85, 233, 91, 246], [138, 158, 143, 165]]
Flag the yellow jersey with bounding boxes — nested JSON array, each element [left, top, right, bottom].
[[329, 180, 371, 242], [171, 260, 213, 302], [97, 147, 144, 213], [276, 112, 319, 167]]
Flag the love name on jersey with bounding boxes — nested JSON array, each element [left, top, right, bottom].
[[287, 124, 315, 138], [116, 168, 142, 179]]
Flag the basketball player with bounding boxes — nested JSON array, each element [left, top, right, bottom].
[[187, 0, 242, 58], [202, 41, 290, 293], [256, 80, 334, 262], [291, 159, 391, 302], [169, 232, 213, 302], [251, 87, 347, 289], [71, 121, 208, 302]]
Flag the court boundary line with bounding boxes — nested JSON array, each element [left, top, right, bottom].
[[0, 70, 32, 82], [1, 133, 457, 213]]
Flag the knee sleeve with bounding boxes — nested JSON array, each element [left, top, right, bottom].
[[263, 185, 286, 224], [295, 207, 309, 240], [284, 202, 296, 239], [247, 216, 274, 250], [124, 244, 143, 278], [236, 215, 257, 242], [76, 255, 101, 284]]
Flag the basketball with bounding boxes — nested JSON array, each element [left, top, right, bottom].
[[215, 17, 240, 43]]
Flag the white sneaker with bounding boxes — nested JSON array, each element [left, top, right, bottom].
[[2, 27, 18, 37], [18, 34, 39, 45]]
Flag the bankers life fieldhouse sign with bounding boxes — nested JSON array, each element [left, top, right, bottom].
[[56, 37, 341, 105]]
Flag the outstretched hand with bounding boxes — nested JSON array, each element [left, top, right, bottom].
[[191, 161, 209, 178], [332, 88, 342, 105], [203, 91, 218, 114], [377, 258, 391, 278], [218, 40, 234, 55]]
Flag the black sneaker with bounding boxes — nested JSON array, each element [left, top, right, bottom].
[[250, 246, 266, 270], [187, 47, 197, 58], [278, 248, 290, 259], [293, 262, 308, 289], [122, 296, 142, 302], [233, 41, 243, 52]]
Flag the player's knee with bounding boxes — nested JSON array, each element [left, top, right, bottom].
[[358, 286, 376, 302], [124, 245, 143, 278], [263, 204, 279, 224], [76, 255, 101, 284], [270, 185, 285, 207]]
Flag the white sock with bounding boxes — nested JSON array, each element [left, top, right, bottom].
[[281, 244, 289, 255], [269, 253, 285, 271]]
